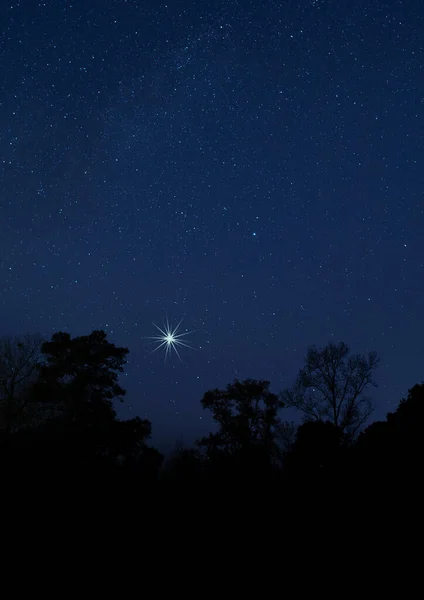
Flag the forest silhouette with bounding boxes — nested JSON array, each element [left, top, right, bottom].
[[1, 329, 422, 518]]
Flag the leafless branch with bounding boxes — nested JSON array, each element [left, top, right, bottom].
[[281, 342, 379, 440]]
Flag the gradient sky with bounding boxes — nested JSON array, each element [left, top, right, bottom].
[[1, 0, 423, 453]]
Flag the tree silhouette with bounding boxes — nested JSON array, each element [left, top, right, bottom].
[[281, 341, 379, 440], [32, 329, 128, 427], [356, 382, 424, 485], [105, 416, 164, 484], [386, 383, 424, 431], [197, 378, 283, 469], [0, 330, 165, 482], [0, 334, 44, 432], [285, 420, 344, 480]]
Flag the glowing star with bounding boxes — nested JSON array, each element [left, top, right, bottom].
[[145, 317, 196, 363]]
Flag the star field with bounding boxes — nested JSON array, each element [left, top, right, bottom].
[[1, 0, 423, 452]]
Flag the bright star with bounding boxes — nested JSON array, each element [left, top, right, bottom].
[[145, 317, 196, 363]]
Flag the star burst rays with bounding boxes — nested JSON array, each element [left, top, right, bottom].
[[145, 317, 196, 363]]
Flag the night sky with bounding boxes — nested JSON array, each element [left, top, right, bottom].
[[1, 0, 423, 453]]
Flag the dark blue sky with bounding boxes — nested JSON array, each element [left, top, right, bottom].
[[1, 0, 423, 452]]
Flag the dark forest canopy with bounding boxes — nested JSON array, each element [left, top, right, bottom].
[[0, 329, 422, 508]]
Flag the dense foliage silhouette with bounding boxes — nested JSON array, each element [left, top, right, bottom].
[[0, 330, 162, 490], [0, 329, 422, 513]]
